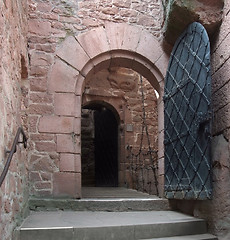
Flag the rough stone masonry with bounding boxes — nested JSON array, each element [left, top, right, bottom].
[[1, 0, 230, 239]]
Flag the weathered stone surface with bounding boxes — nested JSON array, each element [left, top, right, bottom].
[[136, 29, 163, 64], [59, 154, 81, 173], [49, 59, 79, 93], [76, 27, 109, 58], [56, 36, 90, 72], [54, 93, 77, 117], [53, 172, 81, 198], [28, 19, 52, 36], [56, 134, 81, 154], [30, 51, 53, 66], [163, 0, 224, 45], [38, 116, 74, 134]]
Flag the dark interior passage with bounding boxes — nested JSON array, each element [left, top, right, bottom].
[[94, 108, 118, 187], [81, 105, 118, 187]]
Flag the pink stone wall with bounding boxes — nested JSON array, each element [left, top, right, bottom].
[[0, 0, 29, 239]]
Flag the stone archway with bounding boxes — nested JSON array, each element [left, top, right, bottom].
[[49, 22, 169, 198]]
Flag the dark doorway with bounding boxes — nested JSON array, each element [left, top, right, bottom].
[[81, 105, 118, 187], [94, 107, 118, 187]]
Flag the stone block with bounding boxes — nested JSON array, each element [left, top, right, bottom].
[[56, 36, 90, 72], [49, 59, 79, 93], [121, 24, 141, 51], [38, 116, 74, 134], [30, 92, 53, 104], [30, 66, 49, 77], [76, 27, 109, 58], [113, 0, 131, 8], [29, 104, 53, 115], [30, 133, 55, 142], [53, 172, 81, 198], [59, 154, 81, 173], [35, 142, 56, 153], [57, 134, 81, 154], [30, 77, 48, 92], [136, 29, 163, 64], [54, 93, 75, 116], [104, 22, 127, 50], [30, 155, 58, 172], [28, 19, 52, 36], [30, 51, 53, 66]]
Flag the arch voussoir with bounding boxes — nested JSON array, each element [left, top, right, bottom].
[[75, 27, 110, 59], [56, 36, 90, 72], [136, 29, 164, 65]]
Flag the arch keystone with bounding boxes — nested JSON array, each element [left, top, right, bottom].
[[105, 22, 142, 52], [104, 22, 127, 50]]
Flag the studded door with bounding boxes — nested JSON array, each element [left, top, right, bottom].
[[164, 22, 212, 200]]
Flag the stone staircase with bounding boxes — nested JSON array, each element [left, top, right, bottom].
[[14, 188, 217, 240]]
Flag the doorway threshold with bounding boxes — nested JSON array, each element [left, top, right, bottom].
[[82, 187, 159, 199]]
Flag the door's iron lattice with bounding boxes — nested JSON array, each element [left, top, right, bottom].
[[164, 22, 212, 200]]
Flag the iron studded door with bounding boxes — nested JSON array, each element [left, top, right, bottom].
[[164, 22, 212, 200]]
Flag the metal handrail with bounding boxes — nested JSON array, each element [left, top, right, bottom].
[[0, 127, 27, 187]]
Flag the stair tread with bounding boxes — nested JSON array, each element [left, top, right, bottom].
[[20, 211, 204, 229], [142, 233, 218, 240]]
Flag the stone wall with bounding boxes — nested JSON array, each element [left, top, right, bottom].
[[0, 0, 29, 239], [27, 0, 165, 197]]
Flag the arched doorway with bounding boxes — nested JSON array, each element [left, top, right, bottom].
[[49, 22, 169, 198], [81, 103, 119, 187]]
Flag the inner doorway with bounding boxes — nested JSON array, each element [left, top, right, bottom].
[[81, 104, 119, 187]]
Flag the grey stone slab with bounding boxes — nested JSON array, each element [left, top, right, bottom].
[[21, 211, 202, 229], [17, 211, 208, 240]]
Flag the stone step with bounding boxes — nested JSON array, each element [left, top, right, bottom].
[[29, 197, 170, 212], [15, 211, 209, 240], [29, 187, 170, 212], [143, 233, 218, 240]]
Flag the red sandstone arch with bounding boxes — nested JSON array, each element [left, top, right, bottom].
[[50, 22, 169, 197]]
